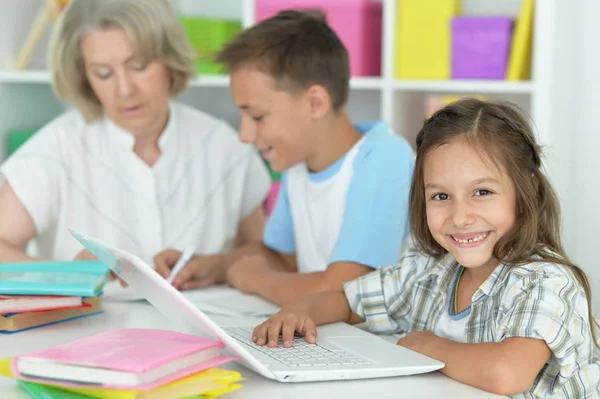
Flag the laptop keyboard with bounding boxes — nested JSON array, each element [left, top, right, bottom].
[[224, 326, 372, 367]]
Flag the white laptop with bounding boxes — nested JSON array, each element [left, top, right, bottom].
[[69, 228, 444, 383]]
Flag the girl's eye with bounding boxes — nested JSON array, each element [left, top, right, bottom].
[[475, 189, 491, 196], [252, 116, 264, 122], [432, 193, 449, 201]]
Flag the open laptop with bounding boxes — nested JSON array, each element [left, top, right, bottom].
[[69, 228, 444, 383]]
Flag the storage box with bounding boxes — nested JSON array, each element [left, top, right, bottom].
[[451, 16, 514, 80], [6, 130, 35, 156], [180, 17, 242, 75], [265, 182, 281, 216], [395, 0, 460, 79], [256, 0, 382, 77]]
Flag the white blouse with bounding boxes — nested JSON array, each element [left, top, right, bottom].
[[0, 101, 271, 267]]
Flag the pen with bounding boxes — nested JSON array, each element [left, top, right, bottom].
[[166, 249, 195, 285]]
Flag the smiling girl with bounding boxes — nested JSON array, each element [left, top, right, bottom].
[[251, 98, 600, 398]]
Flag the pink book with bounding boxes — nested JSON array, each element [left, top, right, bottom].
[[11, 328, 234, 390], [0, 295, 82, 314]]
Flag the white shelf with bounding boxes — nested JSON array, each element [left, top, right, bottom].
[[0, 70, 386, 90], [189, 75, 229, 87], [349, 77, 384, 90], [394, 79, 533, 94], [191, 75, 385, 90], [0, 70, 51, 83], [0, 71, 532, 95], [0, 71, 234, 87]]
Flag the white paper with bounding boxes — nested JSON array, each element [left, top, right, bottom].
[[101, 281, 146, 302], [182, 285, 281, 317]]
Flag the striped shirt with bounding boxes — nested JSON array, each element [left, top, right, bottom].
[[343, 246, 600, 398]]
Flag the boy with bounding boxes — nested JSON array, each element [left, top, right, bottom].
[[154, 10, 414, 306]]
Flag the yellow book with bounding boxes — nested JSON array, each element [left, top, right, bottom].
[[506, 0, 535, 80], [395, 0, 460, 79], [0, 359, 242, 399]]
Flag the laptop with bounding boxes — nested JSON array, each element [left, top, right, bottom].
[[69, 228, 444, 383]]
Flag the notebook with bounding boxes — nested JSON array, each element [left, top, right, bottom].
[[0, 296, 103, 334], [16, 379, 225, 399], [18, 380, 97, 399], [0, 295, 82, 314], [182, 285, 280, 317], [13, 328, 233, 389], [1, 359, 242, 399], [0, 261, 108, 297]]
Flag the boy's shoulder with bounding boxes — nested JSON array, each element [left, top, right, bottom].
[[354, 121, 415, 166]]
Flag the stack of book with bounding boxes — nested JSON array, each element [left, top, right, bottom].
[[1, 328, 243, 398], [0, 261, 107, 333]]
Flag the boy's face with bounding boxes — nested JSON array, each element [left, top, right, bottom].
[[229, 67, 319, 172]]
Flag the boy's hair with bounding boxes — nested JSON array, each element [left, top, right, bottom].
[[50, 0, 196, 121], [409, 97, 599, 347], [215, 10, 350, 112]]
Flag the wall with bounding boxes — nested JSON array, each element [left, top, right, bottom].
[[572, 0, 600, 312], [175, 0, 242, 19]]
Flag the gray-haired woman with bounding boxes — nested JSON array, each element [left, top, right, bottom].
[[0, 0, 271, 289]]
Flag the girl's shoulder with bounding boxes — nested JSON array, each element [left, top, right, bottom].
[[497, 259, 586, 300], [505, 258, 577, 281], [393, 241, 456, 280]]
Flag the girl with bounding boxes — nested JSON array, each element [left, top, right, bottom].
[[251, 98, 600, 398]]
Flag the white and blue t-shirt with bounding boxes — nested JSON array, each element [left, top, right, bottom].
[[263, 121, 415, 273]]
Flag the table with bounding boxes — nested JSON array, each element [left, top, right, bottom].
[[0, 298, 507, 399]]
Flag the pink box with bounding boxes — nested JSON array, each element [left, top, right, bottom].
[[265, 181, 281, 216], [256, 0, 382, 77]]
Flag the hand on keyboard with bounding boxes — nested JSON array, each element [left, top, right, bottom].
[[252, 302, 317, 348]]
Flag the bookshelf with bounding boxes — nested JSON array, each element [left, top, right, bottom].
[[0, 0, 561, 190]]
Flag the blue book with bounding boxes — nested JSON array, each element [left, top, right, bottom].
[[0, 261, 108, 297]]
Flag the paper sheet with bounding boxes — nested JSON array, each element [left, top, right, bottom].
[[182, 286, 280, 317], [100, 282, 146, 302]]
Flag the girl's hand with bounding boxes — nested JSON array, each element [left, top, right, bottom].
[[252, 302, 317, 348]]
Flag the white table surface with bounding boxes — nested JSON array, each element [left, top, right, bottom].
[[0, 297, 507, 399]]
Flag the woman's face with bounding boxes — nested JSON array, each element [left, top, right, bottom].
[[81, 28, 172, 137]]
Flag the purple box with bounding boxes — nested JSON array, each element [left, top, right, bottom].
[[451, 16, 514, 80]]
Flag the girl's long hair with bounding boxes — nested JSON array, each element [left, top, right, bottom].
[[409, 98, 599, 347]]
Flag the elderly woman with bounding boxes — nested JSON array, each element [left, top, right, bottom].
[[0, 0, 271, 285]]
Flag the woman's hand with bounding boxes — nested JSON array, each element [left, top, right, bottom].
[[154, 249, 225, 290], [74, 249, 128, 287], [252, 302, 317, 348], [74, 249, 97, 261]]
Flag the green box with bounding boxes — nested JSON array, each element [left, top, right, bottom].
[[7, 130, 36, 156], [260, 153, 281, 181], [180, 17, 242, 75]]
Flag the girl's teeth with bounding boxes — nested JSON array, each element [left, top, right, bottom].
[[453, 232, 488, 243]]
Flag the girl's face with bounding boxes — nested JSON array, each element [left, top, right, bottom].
[[423, 137, 517, 274]]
